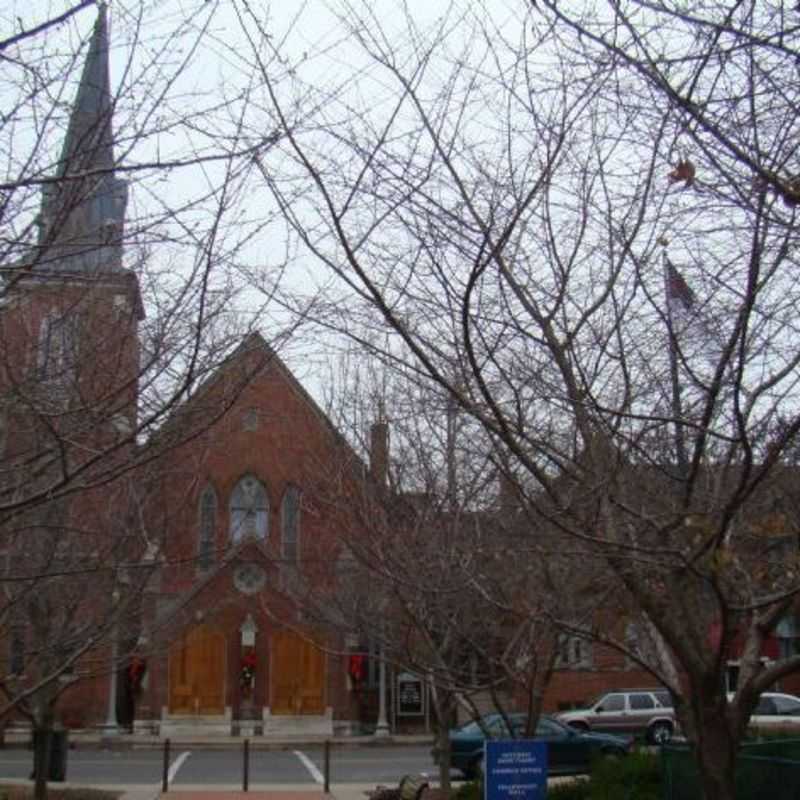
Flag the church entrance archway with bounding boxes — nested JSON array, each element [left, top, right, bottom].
[[168, 624, 226, 714]]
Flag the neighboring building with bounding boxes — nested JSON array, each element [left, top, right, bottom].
[[537, 463, 800, 713], [542, 615, 800, 714]]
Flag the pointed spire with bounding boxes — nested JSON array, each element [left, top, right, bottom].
[[38, 3, 128, 273], [60, 2, 114, 176]]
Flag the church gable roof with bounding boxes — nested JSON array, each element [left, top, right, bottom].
[[153, 332, 368, 479]]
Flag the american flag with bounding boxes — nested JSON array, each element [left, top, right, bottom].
[[664, 258, 695, 318], [663, 256, 720, 367]]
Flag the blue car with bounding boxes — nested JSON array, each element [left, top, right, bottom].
[[432, 713, 633, 779]]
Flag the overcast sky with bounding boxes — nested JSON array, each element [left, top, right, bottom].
[[0, 0, 530, 410]]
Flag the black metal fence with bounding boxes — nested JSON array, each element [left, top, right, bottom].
[[661, 739, 800, 800]]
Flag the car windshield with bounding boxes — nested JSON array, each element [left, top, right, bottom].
[[654, 691, 673, 708], [536, 717, 567, 736], [773, 696, 800, 716], [584, 693, 609, 709], [456, 715, 528, 736], [456, 720, 485, 735]]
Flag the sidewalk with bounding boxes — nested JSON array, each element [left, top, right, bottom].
[[161, 791, 330, 800], [127, 786, 368, 800], [1, 779, 379, 800], [160, 786, 372, 800], [2, 730, 434, 749]]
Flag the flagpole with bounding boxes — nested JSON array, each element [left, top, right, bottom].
[[663, 250, 689, 475]]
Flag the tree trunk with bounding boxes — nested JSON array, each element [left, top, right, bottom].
[[435, 722, 453, 793], [32, 691, 57, 800], [432, 691, 457, 792], [693, 713, 737, 800], [33, 723, 52, 800]]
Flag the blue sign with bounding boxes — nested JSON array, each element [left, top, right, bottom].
[[484, 739, 547, 800]]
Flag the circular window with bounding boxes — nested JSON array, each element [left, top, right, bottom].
[[234, 563, 266, 595]]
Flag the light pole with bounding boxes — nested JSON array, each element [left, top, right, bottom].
[[103, 588, 120, 736], [374, 643, 390, 737]]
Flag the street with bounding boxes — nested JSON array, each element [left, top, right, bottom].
[[0, 744, 436, 787]]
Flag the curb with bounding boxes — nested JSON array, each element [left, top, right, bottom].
[[1, 735, 434, 751]]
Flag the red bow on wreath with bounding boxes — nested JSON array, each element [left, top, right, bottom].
[[127, 656, 147, 694], [240, 652, 257, 690], [348, 654, 365, 685]]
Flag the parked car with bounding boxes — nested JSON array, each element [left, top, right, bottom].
[[431, 712, 633, 779], [557, 688, 676, 744], [729, 692, 800, 730]]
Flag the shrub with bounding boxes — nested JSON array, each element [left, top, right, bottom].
[[586, 751, 661, 800], [454, 751, 662, 800], [547, 779, 590, 799]]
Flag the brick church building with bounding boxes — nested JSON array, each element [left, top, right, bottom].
[[0, 5, 386, 738], [6, 5, 799, 743]]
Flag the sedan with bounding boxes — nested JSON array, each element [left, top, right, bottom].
[[729, 692, 800, 730], [431, 713, 633, 779]]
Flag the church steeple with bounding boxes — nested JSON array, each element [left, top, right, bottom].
[[58, 2, 115, 178], [38, 2, 128, 273]]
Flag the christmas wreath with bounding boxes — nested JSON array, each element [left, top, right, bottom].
[[127, 656, 147, 694], [348, 653, 365, 688], [240, 651, 257, 690]]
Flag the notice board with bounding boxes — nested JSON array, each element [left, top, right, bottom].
[[484, 739, 547, 800]]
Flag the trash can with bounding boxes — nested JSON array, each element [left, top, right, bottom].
[[32, 728, 68, 782]]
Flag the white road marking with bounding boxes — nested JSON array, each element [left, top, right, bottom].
[[167, 751, 191, 785], [294, 749, 324, 784]]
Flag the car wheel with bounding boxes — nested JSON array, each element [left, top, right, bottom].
[[648, 721, 673, 745]]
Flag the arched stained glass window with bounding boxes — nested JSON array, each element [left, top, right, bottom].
[[281, 486, 301, 563], [38, 312, 81, 384], [230, 474, 268, 543], [198, 485, 217, 570]]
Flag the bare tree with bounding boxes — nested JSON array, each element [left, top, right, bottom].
[[237, 2, 800, 798], [270, 354, 593, 789], [0, 5, 307, 791]]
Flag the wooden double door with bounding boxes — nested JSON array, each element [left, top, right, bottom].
[[168, 625, 226, 715], [168, 625, 324, 716], [272, 630, 325, 715]]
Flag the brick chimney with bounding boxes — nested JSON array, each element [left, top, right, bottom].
[[370, 422, 389, 488]]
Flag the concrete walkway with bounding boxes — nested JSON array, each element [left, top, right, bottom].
[[159, 790, 332, 800], [162, 792, 328, 800], [0, 780, 374, 800]]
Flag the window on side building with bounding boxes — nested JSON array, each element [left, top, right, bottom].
[[198, 485, 217, 570]]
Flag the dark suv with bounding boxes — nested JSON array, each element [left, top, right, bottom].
[[556, 688, 676, 744]]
